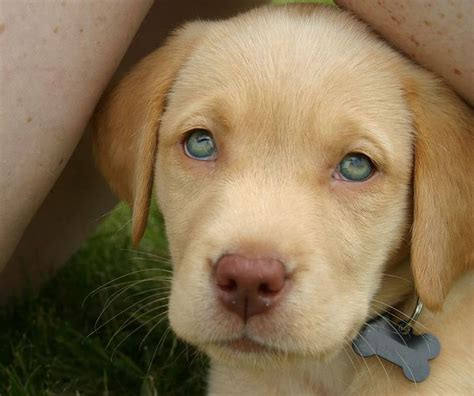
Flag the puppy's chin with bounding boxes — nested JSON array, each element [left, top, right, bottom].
[[203, 342, 297, 369], [201, 336, 347, 369]]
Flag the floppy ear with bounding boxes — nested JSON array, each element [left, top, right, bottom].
[[94, 23, 205, 245], [405, 70, 473, 310]]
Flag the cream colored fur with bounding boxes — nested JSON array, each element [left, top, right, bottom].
[[94, 5, 473, 395]]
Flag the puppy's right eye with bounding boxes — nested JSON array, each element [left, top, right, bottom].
[[183, 129, 217, 161], [335, 153, 375, 182]]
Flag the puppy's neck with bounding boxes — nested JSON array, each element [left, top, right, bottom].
[[209, 351, 356, 395]]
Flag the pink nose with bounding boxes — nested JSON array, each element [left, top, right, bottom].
[[214, 254, 286, 321]]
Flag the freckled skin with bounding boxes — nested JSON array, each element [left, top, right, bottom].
[[0, 0, 154, 277], [336, 0, 474, 105]]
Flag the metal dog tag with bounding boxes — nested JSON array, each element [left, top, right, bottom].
[[352, 315, 441, 383]]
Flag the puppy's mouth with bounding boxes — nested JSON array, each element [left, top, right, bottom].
[[209, 332, 289, 356], [223, 336, 269, 353]]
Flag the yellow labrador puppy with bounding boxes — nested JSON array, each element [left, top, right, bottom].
[[94, 5, 473, 395]]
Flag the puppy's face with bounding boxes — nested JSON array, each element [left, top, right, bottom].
[[157, 8, 413, 362], [94, 6, 472, 368]]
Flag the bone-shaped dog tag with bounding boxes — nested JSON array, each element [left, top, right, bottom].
[[352, 315, 440, 383]]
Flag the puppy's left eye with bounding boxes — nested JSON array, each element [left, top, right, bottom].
[[183, 129, 217, 161], [335, 153, 375, 182]]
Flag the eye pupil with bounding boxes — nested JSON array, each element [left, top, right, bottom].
[[184, 129, 217, 161], [338, 153, 374, 182]]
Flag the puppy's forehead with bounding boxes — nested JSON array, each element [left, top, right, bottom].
[[166, 7, 412, 160], [174, 7, 403, 105]]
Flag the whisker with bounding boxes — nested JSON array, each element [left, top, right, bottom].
[[82, 269, 172, 307], [123, 249, 173, 262], [352, 330, 390, 384], [368, 306, 434, 357], [367, 312, 409, 349], [85, 292, 168, 341], [380, 273, 412, 285], [94, 278, 168, 329], [157, 326, 172, 355], [97, 276, 169, 304], [104, 300, 167, 347], [96, 278, 171, 308], [395, 350, 417, 385], [122, 287, 170, 304], [89, 278, 169, 304], [144, 322, 172, 375], [341, 341, 358, 375], [110, 309, 169, 359], [130, 257, 174, 267], [172, 343, 186, 364], [112, 218, 132, 237], [187, 345, 203, 368], [95, 203, 128, 221], [146, 338, 162, 375], [183, 344, 192, 364], [140, 311, 170, 350], [370, 299, 431, 332], [172, 341, 194, 365]]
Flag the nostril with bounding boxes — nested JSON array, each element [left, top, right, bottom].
[[258, 282, 275, 295], [218, 278, 237, 292]]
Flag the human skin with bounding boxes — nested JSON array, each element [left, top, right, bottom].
[[0, 0, 154, 273], [335, 0, 474, 106]]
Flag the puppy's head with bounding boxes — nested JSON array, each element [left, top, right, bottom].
[[94, 5, 473, 366]]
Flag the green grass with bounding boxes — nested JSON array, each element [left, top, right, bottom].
[[0, 203, 207, 395], [0, 1, 334, 394]]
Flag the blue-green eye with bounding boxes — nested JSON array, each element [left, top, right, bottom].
[[337, 153, 375, 182], [184, 129, 217, 161]]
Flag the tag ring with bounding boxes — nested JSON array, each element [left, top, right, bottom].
[[398, 298, 424, 335]]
